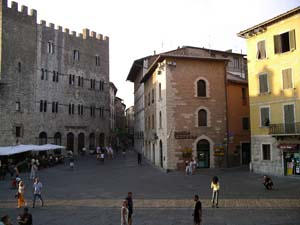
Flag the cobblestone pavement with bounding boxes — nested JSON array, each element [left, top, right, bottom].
[[0, 151, 300, 225]]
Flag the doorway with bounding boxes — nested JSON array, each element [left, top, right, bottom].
[[78, 133, 85, 152], [197, 139, 210, 168], [67, 133, 74, 152], [241, 143, 251, 165]]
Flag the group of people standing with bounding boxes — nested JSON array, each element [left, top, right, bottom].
[[185, 158, 197, 175]]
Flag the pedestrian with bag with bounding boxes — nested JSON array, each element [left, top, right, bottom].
[[211, 176, 220, 208], [121, 200, 129, 225], [32, 177, 44, 208]]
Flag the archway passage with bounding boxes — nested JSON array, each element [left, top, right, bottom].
[[67, 132, 74, 152], [197, 139, 210, 168], [159, 140, 163, 168], [78, 133, 85, 152], [39, 132, 47, 145], [99, 133, 105, 147]]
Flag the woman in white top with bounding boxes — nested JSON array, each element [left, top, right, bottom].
[[121, 200, 129, 225]]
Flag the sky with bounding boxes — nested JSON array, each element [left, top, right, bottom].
[[10, 0, 300, 108]]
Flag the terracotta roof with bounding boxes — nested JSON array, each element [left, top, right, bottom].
[[141, 54, 228, 83], [238, 6, 300, 38]]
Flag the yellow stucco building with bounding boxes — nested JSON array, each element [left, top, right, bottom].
[[238, 7, 300, 176]]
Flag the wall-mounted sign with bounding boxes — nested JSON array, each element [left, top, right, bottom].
[[174, 131, 197, 139]]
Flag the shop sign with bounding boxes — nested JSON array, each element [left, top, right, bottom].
[[174, 131, 197, 139], [278, 144, 298, 150], [214, 144, 225, 156]]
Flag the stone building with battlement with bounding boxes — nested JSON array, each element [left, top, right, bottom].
[[0, 0, 110, 153]]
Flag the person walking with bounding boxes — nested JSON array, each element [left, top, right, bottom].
[[17, 181, 26, 208], [126, 192, 133, 225], [121, 200, 129, 225], [32, 177, 44, 208], [193, 195, 202, 225], [17, 207, 32, 225], [185, 160, 190, 175], [137, 152, 142, 165], [263, 175, 274, 190], [69, 156, 74, 170], [211, 176, 220, 208], [29, 163, 37, 180]]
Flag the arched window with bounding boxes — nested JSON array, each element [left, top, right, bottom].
[[198, 109, 207, 127], [39, 132, 47, 145], [54, 132, 61, 145], [197, 80, 206, 97]]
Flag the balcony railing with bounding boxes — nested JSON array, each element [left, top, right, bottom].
[[269, 123, 300, 135]]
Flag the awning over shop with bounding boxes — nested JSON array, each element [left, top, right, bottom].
[[0, 144, 65, 156], [278, 143, 298, 151]]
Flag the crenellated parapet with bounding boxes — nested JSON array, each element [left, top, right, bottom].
[[38, 20, 109, 42], [1, 0, 37, 20]]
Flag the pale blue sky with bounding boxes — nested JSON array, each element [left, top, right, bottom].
[[10, 0, 300, 107]]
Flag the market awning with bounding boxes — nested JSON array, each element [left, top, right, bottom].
[[0, 144, 65, 156]]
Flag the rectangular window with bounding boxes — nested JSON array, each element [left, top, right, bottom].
[[242, 117, 249, 130], [282, 68, 293, 89], [260, 107, 270, 127], [274, 30, 296, 54], [56, 102, 58, 113], [159, 111, 162, 128], [52, 102, 55, 113], [41, 69, 44, 80], [262, 144, 271, 160], [152, 114, 154, 129], [148, 93, 150, 106], [69, 104, 72, 115], [242, 87, 247, 105], [48, 42, 54, 54], [259, 74, 268, 93], [16, 101, 21, 111], [16, 126, 21, 138], [72, 104, 75, 115], [159, 83, 162, 99], [95, 55, 100, 66], [257, 40, 266, 59], [40, 100, 43, 112], [52, 71, 56, 82], [18, 62, 21, 73], [73, 50, 80, 61], [152, 89, 155, 103], [44, 101, 47, 112]]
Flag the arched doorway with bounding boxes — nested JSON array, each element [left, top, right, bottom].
[[197, 139, 210, 168], [89, 133, 95, 150], [54, 132, 61, 145], [39, 132, 47, 145], [159, 140, 163, 168], [78, 133, 85, 152], [67, 132, 74, 152], [99, 133, 105, 147]]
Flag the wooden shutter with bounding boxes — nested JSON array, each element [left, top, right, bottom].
[[289, 30, 296, 50], [274, 35, 282, 54], [261, 107, 269, 126], [259, 74, 268, 93], [257, 41, 266, 59], [282, 69, 292, 89]]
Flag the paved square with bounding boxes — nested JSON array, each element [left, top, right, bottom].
[[1, 151, 300, 225]]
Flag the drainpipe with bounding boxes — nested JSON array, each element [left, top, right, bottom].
[[224, 62, 229, 168]]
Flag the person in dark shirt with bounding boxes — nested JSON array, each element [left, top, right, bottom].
[[126, 192, 133, 225], [193, 195, 202, 225], [137, 152, 142, 165], [17, 207, 32, 225], [263, 175, 273, 190]]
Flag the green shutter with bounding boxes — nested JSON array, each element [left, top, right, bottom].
[[289, 30, 296, 50]]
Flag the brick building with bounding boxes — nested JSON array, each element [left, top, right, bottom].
[[0, 1, 110, 153]]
